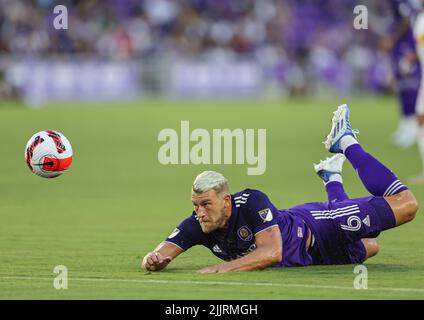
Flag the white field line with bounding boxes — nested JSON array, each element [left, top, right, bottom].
[[0, 276, 424, 293]]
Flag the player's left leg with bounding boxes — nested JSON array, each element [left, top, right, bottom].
[[346, 238, 380, 263], [313, 154, 349, 203], [324, 104, 419, 227], [361, 238, 379, 260]]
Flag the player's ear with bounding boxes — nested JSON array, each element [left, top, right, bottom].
[[223, 193, 231, 208]]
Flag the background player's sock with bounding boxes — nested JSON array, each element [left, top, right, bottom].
[[343, 142, 407, 196], [325, 176, 349, 202]]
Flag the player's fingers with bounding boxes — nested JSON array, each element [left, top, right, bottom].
[[146, 264, 156, 271], [147, 256, 155, 266], [150, 252, 160, 264], [158, 256, 171, 264]]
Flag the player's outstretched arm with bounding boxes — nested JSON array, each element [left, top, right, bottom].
[[141, 242, 184, 272], [198, 225, 282, 273]]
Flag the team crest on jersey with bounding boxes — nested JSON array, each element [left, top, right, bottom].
[[238, 226, 253, 241], [168, 228, 180, 239], [258, 208, 273, 222]]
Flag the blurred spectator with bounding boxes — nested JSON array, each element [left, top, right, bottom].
[[0, 0, 410, 97]]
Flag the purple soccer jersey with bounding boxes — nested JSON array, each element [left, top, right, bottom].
[[165, 188, 397, 267], [165, 189, 313, 267], [288, 196, 396, 265]]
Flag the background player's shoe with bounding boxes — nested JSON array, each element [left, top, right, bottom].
[[392, 116, 418, 149], [323, 104, 359, 153], [313, 154, 346, 183], [408, 173, 424, 185]]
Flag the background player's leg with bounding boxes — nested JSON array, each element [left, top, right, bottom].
[[393, 89, 419, 149], [419, 120, 424, 177], [410, 115, 424, 183]]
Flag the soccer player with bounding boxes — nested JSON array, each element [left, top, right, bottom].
[[412, 1, 424, 183], [383, 0, 421, 148], [141, 105, 419, 272]]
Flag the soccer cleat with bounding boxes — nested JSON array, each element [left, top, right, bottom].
[[392, 117, 418, 149], [313, 154, 346, 183], [323, 104, 359, 153]]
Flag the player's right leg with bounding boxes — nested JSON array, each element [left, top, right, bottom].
[[324, 104, 419, 227]]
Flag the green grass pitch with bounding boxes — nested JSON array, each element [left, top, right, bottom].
[[0, 96, 423, 299]]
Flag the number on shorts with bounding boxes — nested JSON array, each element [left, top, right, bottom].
[[340, 215, 362, 232]]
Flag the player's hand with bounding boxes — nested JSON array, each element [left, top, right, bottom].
[[142, 251, 172, 271]]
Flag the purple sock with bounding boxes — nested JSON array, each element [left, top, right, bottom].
[[399, 89, 418, 117], [325, 181, 349, 203], [344, 144, 408, 196]]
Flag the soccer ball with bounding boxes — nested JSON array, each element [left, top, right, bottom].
[[25, 130, 73, 178]]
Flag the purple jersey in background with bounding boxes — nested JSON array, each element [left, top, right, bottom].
[[389, 0, 422, 115]]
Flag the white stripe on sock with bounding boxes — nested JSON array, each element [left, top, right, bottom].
[[388, 183, 406, 196], [383, 180, 401, 196]]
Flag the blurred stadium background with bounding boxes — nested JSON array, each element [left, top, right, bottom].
[[0, 0, 401, 104], [1, 0, 424, 299]]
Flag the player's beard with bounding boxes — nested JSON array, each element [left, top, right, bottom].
[[199, 208, 227, 234]]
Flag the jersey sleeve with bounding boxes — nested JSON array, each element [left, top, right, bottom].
[[164, 214, 204, 251], [245, 190, 279, 235]]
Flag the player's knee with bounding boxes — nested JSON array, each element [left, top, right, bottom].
[[403, 191, 419, 223], [363, 239, 379, 260], [418, 115, 424, 126], [388, 190, 419, 225]]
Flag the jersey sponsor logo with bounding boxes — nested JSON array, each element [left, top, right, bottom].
[[168, 228, 180, 239], [237, 226, 253, 241], [258, 208, 273, 222]]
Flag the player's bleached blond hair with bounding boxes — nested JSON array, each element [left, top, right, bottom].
[[192, 171, 229, 194]]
